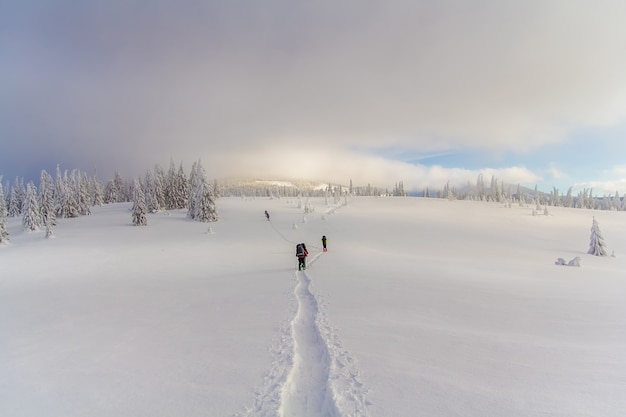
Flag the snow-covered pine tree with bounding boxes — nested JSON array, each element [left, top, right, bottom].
[[57, 170, 79, 218], [564, 187, 574, 208], [2, 179, 8, 207], [22, 181, 42, 231], [612, 191, 620, 211], [113, 171, 127, 202], [72, 170, 91, 215], [174, 163, 188, 209], [164, 158, 177, 209], [103, 171, 126, 203], [55, 165, 66, 210], [476, 173, 485, 201], [197, 182, 218, 222], [91, 171, 104, 206], [188, 159, 217, 222], [587, 216, 608, 256], [153, 164, 167, 210], [103, 180, 117, 203], [8, 182, 22, 217], [143, 169, 159, 213], [187, 161, 199, 219], [39, 169, 57, 232], [0, 181, 9, 245], [131, 178, 148, 226]]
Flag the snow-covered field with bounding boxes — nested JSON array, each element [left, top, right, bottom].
[[2, 196, 626, 417]]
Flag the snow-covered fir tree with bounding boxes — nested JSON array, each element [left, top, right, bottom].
[[22, 181, 42, 231], [174, 163, 189, 209], [39, 170, 55, 217], [476, 174, 486, 201], [0, 181, 9, 245], [187, 159, 217, 222], [8, 182, 22, 217], [143, 169, 159, 213], [104, 171, 127, 203], [72, 170, 91, 215], [587, 216, 608, 256], [39, 169, 57, 230], [490, 175, 502, 202], [55, 167, 67, 216], [564, 187, 574, 208], [187, 161, 199, 219], [164, 158, 177, 209], [57, 170, 79, 218], [91, 171, 104, 206], [162, 160, 189, 210], [131, 178, 148, 226], [113, 171, 127, 202], [153, 164, 167, 210], [197, 182, 218, 222], [103, 179, 117, 203]]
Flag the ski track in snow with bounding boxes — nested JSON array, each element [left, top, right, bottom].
[[235, 263, 369, 417]]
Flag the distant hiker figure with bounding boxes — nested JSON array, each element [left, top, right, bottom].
[[264, 210, 270, 221], [296, 242, 308, 270], [321, 235, 328, 252]]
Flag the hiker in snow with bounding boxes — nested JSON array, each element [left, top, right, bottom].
[[264, 210, 270, 221], [296, 242, 308, 270], [321, 235, 328, 252]]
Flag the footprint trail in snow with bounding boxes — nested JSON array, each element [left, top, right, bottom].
[[235, 259, 369, 417], [279, 271, 339, 417]]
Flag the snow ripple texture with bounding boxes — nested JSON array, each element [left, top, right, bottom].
[[235, 270, 369, 417]]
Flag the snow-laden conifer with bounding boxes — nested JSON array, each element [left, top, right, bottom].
[[57, 170, 79, 218], [55, 166, 65, 214], [131, 178, 148, 226], [0, 181, 9, 244], [39, 170, 55, 219], [174, 163, 189, 209], [39, 170, 57, 232], [72, 170, 91, 215], [164, 158, 177, 209], [113, 171, 127, 202], [187, 161, 199, 219], [8, 182, 22, 217], [153, 164, 167, 210], [587, 216, 608, 256], [197, 183, 218, 222], [22, 181, 42, 231], [91, 171, 104, 206], [143, 169, 159, 213], [187, 159, 217, 222]]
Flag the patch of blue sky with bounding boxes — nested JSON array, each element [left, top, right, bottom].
[[350, 120, 626, 193]]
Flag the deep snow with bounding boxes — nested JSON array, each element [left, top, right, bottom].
[[1, 196, 626, 416]]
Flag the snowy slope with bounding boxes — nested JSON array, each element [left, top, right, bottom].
[[1, 197, 626, 417]]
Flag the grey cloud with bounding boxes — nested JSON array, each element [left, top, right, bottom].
[[2, 0, 626, 183]]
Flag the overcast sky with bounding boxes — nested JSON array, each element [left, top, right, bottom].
[[2, 0, 626, 194]]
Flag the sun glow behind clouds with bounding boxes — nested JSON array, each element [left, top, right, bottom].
[[2, 1, 626, 194], [205, 145, 541, 192]]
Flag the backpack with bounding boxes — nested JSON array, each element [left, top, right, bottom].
[[296, 243, 305, 257]]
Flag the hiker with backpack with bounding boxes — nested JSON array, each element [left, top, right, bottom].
[[296, 242, 308, 270], [321, 235, 328, 252], [264, 210, 270, 221]]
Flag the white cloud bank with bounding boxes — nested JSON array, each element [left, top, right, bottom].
[[2, 1, 626, 188]]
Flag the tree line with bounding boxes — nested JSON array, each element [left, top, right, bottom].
[[428, 174, 625, 211], [0, 158, 218, 244]]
